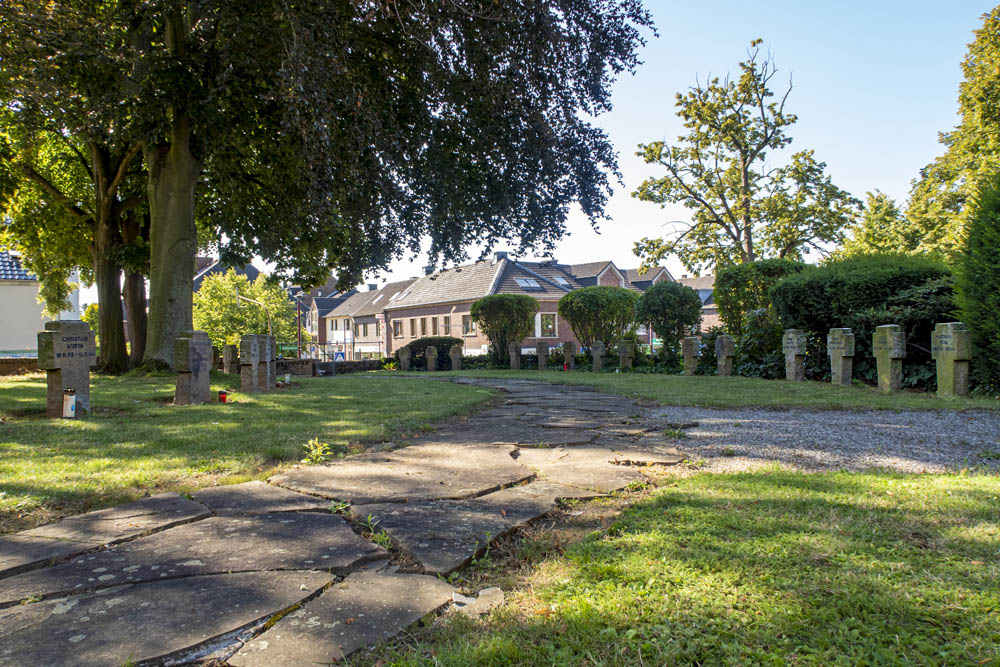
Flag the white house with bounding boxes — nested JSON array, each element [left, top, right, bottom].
[[0, 251, 50, 353]]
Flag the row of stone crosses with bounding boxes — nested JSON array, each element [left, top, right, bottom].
[[37, 321, 280, 417]]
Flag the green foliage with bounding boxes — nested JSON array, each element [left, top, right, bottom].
[[957, 179, 1000, 389], [905, 9, 1000, 261], [839, 191, 922, 258], [81, 304, 99, 334], [396, 337, 464, 371], [634, 281, 702, 355], [733, 309, 786, 379], [471, 294, 538, 366], [192, 270, 300, 349], [714, 259, 806, 335], [771, 255, 951, 335], [633, 42, 858, 273], [558, 286, 638, 347], [301, 438, 333, 465]]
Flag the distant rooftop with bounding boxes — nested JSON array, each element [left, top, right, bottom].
[[0, 251, 35, 282]]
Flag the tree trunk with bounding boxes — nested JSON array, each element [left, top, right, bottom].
[[145, 116, 200, 368], [123, 271, 147, 367], [93, 216, 129, 373]]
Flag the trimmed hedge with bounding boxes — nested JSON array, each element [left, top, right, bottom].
[[396, 336, 464, 370], [558, 286, 638, 347], [715, 259, 807, 335], [470, 294, 538, 366], [958, 179, 1000, 390]]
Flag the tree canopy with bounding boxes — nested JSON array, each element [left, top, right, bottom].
[[558, 286, 638, 348], [1, 1, 654, 366], [838, 191, 922, 258], [192, 270, 300, 350], [634, 281, 702, 353], [632, 41, 858, 274], [471, 294, 538, 366]]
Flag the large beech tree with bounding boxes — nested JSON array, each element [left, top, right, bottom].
[[2, 0, 653, 366], [633, 42, 858, 274]]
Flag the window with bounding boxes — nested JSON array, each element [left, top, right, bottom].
[[362, 323, 369, 336], [554, 276, 570, 286], [538, 313, 557, 338], [514, 277, 542, 291], [462, 314, 476, 335], [393, 321, 402, 338], [329, 320, 335, 332], [442, 316, 451, 335], [343, 318, 349, 331], [431, 317, 438, 335], [353, 322, 359, 337], [420, 318, 427, 336], [409, 318, 416, 337], [376, 321, 381, 337]]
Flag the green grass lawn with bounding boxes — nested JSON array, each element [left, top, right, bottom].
[[452, 369, 1000, 412], [0, 372, 493, 533], [362, 470, 1000, 666]]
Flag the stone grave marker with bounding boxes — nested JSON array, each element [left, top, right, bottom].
[[536, 341, 549, 370], [782, 329, 808, 381], [449, 345, 463, 371], [619, 341, 635, 370], [682, 336, 700, 376], [873, 324, 906, 393], [509, 342, 521, 370], [174, 331, 213, 405], [715, 334, 735, 376], [37, 320, 96, 417], [591, 341, 605, 372], [563, 341, 576, 370], [223, 344, 239, 374], [827, 328, 855, 387], [212, 345, 222, 370], [240, 334, 261, 392], [257, 335, 275, 390], [398, 346, 411, 371], [932, 322, 972, 397], [425, 345, 438, 372]]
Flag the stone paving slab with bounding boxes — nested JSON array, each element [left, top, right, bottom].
[[0, 536, 102, 580], [230, 570, 455, 666], [514, 446, 648, 493], [192, 480, 330, 515], [353, 501, 508, 574], [0, 571, 333, 667], [602, 442, 685, 466], [20, 492, 209, 546], [471, 481, 604, 527], [271, 444, 532, 504], [0, 513, 386, 606]]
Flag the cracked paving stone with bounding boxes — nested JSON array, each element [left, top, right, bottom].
[[0, 536, 102, 580], [19, 493, 209, 546], [514, 446, 650, 493], [0, 513, 385, 607], [230, 570, 454, 666], [270, 443, 532, 504], [470, 481, 604, 527], [192, 481, 329, 516], [0, 571, 332, 667]]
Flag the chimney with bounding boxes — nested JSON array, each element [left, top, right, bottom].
[[493, 251, 508, 264], [681, 275, 687, 279], [423, 265, 435, 276]]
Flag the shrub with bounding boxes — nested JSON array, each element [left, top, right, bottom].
[[770, 254, 950, 335], [958, 179, 1000, 390], [470, 294, 538, 366], [733, 308, 785, 379], [634, 281, 703, 357], [715, 259, 807, 335], [558, 286, 638, 347], [396, 336, 463, 370]]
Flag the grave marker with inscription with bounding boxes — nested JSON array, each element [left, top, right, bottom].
[[240, 334, 262, 392], [449, 345, 463, 371], [536, 342, 549, 370], [873, 324, 906, 393], [397, 346, 411, 371], [508, 343, 521, 370], [782, 329, 808, 381], [591, 341, 605, 372], [619, 341, 635, 370], [827, 328, 855, 387], [257, 336, 276, 390], [37, 321, 96, 418], [563, 342, 576, 370], [425, 345, 438, 372], [174, 331, 213, 405], [682, 336, 700, 376], [715, 334, 735, 376], [932, 322, 972, 397]]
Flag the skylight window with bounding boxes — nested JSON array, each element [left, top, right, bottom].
[[553, 276, 569, 286], [515, 278, 543, 291]]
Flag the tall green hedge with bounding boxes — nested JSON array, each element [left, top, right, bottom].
[[958, 179, 1000, 389], [396, 336, 463, 370], [470, 294, 538, 366], [714, 259, 806, 335], [558, 286, 638, 347], [634, 281, 702, 355]]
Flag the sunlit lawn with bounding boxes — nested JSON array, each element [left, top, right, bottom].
[[452, 369, 1000, 412], [361, 469, 1000, 666], [0, 372, 492, 533]]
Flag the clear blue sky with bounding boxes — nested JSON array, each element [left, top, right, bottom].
[[375, 0, 994, 283]]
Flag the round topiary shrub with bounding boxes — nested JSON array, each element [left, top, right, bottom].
[[470, 294, 538, 367], [557, 286, 638, 348], [634, 280, 703, 358]]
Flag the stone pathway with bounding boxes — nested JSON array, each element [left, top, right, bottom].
[[0, 378, 684, 666]]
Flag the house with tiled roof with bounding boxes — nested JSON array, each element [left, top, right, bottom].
[[677, 274, 720, 331], [0, 251, 49, 353], [192, 259, 261, 292]]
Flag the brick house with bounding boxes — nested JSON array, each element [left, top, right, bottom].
[[676, 275, 721, 331]]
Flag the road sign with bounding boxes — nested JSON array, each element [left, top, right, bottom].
[[333, 351, 346, 361]]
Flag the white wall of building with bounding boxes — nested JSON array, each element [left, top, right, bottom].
[[0, 281, 50, 352]]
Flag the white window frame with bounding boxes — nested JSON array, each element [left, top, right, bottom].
[[535, 312, 558, 338]]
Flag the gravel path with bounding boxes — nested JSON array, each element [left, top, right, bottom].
[[648, 404, 1000, 473]]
